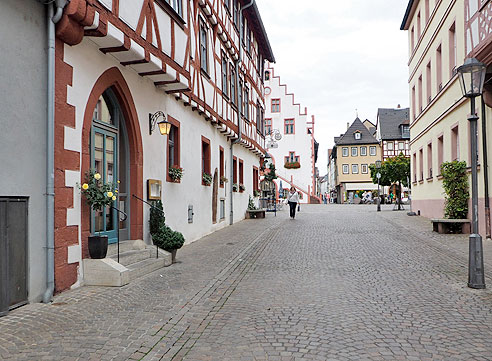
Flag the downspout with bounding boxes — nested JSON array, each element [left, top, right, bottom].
[[481, 95, 491, 240], [42, 0, 67, 304], [230, 0, 254, 225]]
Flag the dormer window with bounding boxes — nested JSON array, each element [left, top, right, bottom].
[[354, 131, 361, 140], [401, 125, 410, 138]]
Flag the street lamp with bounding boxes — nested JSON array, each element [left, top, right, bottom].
[[376, 160, 382, 212], [457, 57, 487, 289], [149, 111, 171, 136]]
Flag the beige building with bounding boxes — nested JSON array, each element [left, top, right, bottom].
[[401, 0, 492, 236], [334, 118, 382, 203]]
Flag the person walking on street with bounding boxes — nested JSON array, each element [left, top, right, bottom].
[[287, 186, 300, 219]]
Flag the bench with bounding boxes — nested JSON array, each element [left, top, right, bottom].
[[431, 219, 471, 234], [245, 209, 266, 219]]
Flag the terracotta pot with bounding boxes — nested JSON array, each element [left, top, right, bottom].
[[88, 235, 108, 259]]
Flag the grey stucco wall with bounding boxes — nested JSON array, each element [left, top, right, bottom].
[[0, 0, 47, 303]]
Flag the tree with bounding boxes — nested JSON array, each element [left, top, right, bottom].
[[369, 153, 410, 210]]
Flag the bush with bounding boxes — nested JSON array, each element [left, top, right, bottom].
[[152, 225, 185, 251], [149, 200, 165, 236], [441, 161, 469, 219]]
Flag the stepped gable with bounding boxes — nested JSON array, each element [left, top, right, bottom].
[[267, 66, 307, 116], [377, 108, 410, 140], [336, 117, 379, 145]]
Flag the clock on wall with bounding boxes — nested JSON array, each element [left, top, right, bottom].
[[265, 87, 271, 95]]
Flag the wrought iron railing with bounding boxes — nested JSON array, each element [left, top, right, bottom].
[[110, 206, 127, 264], [132, 194, 163, 259]]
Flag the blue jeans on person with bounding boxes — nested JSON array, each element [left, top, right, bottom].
[[288, 201, 297, 218]]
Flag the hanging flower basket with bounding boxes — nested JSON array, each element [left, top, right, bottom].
[[232, 183, 239, 192], [169, 165, 184, 182], [239, 183, 246, 192], [284, 161, 301, 169]]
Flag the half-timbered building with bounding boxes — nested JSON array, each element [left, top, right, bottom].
[[51, 0, 274, 293], [375, 107, 411, 161]]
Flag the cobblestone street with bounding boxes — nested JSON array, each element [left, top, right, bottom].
[[1, 204, 492, 360]]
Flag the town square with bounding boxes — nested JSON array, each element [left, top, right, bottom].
[[2, 0, 492, 359]]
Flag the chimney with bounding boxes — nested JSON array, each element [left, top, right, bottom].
[[397, 104, 401, 108], [347, 122, 350, 130]]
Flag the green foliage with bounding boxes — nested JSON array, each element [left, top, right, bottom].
[[247, 196, 257, 210], [169, 166, 183, 181], [152, 225, 185, 251], [149, 200, 165, 236], [202, 172, 212, 185], [441, 161, 469, 219], [253, 189, 261, 197], [369, 154, 410, 187], [232, 183, 238, 191], [264, 163, 277, 182], [239, 183, 246, 192], [78, 169, 118, 211]]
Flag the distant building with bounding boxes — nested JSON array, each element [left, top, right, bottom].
[[376, 107, 410, 161], [263, 65, 319, 203], [334, 118, 381, 203]]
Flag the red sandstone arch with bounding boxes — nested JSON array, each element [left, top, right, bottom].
[[81, 67, 143, 254]]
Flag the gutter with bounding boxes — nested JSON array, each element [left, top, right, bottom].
[[230, 0, 254, 225], [42, 0, 68, 304], [400, 0, 415, 30]]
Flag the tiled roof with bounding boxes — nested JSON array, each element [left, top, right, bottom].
[[336, 118, 379, 145], [377, 108, 410, 140]]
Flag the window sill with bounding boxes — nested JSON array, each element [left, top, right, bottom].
[[412, 181, 417, 186], [201, 69, 211, 80], [166, 178, 181, 184], [437, 174, 443, 180], [426, 177, 433, 182], [419, 179, 424, 184], [202, 182, 211, 187]]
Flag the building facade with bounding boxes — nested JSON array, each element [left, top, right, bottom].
[[263, 66, 319, 203], [334, 118, 382, 203], [51, 0, 274, 293], [401, 0, 492, 236], [376, 107, 411, 161]]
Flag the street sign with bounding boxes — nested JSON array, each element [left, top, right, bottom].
[[376, 172, 381, 179]]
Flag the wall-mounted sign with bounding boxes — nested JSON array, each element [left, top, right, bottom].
[[147, 179, 162, 200]]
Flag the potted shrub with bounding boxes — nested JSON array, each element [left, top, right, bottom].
[[169, 165, 184, 182], [232, 183, 239, 192], [152, 225, 185, 263], [203, 172, 212, 186], [239, 183, 246, 192], [79, 169, 118, 259], [253, 189, 260, 197], [220, 176, 228, 186]]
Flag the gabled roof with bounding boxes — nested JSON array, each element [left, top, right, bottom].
[[377, 108, 410, 140], [336, 118, 379, 145]]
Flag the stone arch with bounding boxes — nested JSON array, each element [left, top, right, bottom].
[[81, 67, 143, 257]]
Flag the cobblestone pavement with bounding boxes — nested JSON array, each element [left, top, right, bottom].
[[1, 204, 492, 360]]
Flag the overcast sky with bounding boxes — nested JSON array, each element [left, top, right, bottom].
[[256, 0, 410, 173]]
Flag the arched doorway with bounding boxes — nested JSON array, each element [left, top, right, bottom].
[[90, 89, 130, 244]]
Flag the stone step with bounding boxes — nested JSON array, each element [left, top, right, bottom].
[[110, 249, 154, 267], [128, 258, 167, 281], [107, 239, 146, 256]]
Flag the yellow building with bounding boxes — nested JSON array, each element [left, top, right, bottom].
[[401, 0, 492, 237], [335, 118, 382, 203]]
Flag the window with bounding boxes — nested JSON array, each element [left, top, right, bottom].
[[352, 164, 359, 174], [342, 164, 349, 174], [201, 136, 211, 185], [402, 125, 410, 138], [166, 116, 180, 183], [412, 86, 416, 120], [360, 146, 367, 156], [451, 125, 459, 161], [361, 164, 368, 174], [265, 71, 270, 80], [437, 135, 444, 174], [398, 142, 405, 151], [265, 118, 272, 135], [369, 146, 377, 156], [418, 75, 423, 113], [285, 152, 299, 163], [231, 67, 237, 105], [351, 147, 358, 156], [238, 80, 243, 114], [258, 54, 264, 79], [427, 142, 433, 178], [199, 21, 208, 73], [417, 11, 421, 38], [449, 22, 456, 77], [342, 147, 349, 157], [233, 0, 239, 28], [244, 87, 249, 120], [387, 142, 394, 151], [239, 159, 244, 190], [247, 29, 251, 53], [221, 55, 228, 98], [436, 45, 442, 91], [284, 119, 295, 134], [426, 61, 432, 104], [354, 132, 361, 140], [419, 148, 424, 181], [233, 156, 237, 187], [271, 99, 280, 112], [411, 26, 415, 51], [425, 0, 430, 23], [253, 166, 259, 191], [224, 0, 230, 11], [413, 153, 417, 182], [164, 0, 182, 17], [257, 103, 265, 135], [219, 146, 224, 188]]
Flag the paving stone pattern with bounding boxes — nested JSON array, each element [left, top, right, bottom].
[[1, 205, 492, 360]]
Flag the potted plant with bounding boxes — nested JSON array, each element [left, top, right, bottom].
[[232, 183, 239, 192], [284, 161, 301, 169], [79, 169, 118, 259], [253, 189, 261, 197], [239, 183, 246, 192], [220, 176, 228, 186], [169, 165, 184, 182], [203, 172, 212, 186]]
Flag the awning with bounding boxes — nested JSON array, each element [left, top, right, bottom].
[[344, 182, 379, 191]]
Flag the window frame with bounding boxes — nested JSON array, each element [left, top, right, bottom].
[[166, 116, 181, 183], [342, 164, 349, 174], [221, 54, 229, 98], [239, 159, 244, 191], [342, 147, 349, 157], [369, 146, 377, 156], [351, 147, 358, 157], [361, 164, 368, 174], [284, 118, 295, 134], [271, 98, 280, 113], [360, 146, 367, 156], [219, 146, 225, 188], [352, 164, 359, 174], [201, 136, 211, 185], [199, 20, 209, 74]]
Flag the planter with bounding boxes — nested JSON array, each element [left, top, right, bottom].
[[170, 249, 177, 263], [88, 235, 108, 259]]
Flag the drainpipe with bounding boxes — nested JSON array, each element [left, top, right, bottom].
[[230, 0, 254, 225], [42, 0, 67, 304], [481, 96, 491, 240]]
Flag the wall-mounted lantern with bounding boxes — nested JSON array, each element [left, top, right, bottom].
[[149, 111, 171, 136]]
